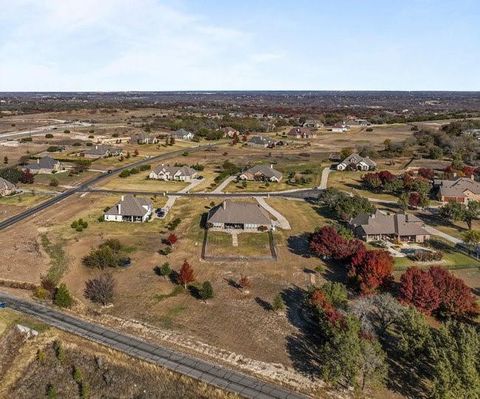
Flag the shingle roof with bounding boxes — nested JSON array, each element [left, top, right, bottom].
[[0, 177, 16, 191], [26, 156, 59, 170], [351, 210, 428, 237], [105, 195, 152, 217], [288, 127, 313, 136], [248, 135, 273, 145], [172, 128, 194, 138], [436, 178, 480, 198], [340, 153, 376, 167], [84, 145, 118, 156], [207, 200, 271, 225], [243, 165, 283, 180], [152, 164, 197, 177]]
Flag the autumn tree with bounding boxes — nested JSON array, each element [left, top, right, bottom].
[[84, 273, 115, 305], [399, 267, 440, 315], [178, 260, 195, 288], [238, 275, 251, 291], [418, 167, 434, 180], [348, 249, 393, 294], [20, 169, 34, 184], [167, 233, 178, 246]]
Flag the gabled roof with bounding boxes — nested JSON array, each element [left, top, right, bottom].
[[152, 164, 197, 177], [105, 195, 152, 217], [0, 177, 16, 191], [248, 135, 273, 145], [84, 145, 119, 156], [243, 165, 283, 180], [340, 153, 376, 167], [172, 128, 194, 138], [288, 127, 312, 136], [351, 210, 428, 237], [435, 177, 480, 198], [207, 200, 271, 225], [26, 156, 59, 170]]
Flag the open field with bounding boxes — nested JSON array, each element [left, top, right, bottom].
[[206, 231, 273, 257], [98, 170, 188, 192]]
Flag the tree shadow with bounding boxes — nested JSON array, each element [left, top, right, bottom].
[[188, 285, 201, 299], [287, 233, 311, 257], [254, 297, 273, 311]]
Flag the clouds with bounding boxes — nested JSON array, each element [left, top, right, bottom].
[[0, 0, 479, 91]]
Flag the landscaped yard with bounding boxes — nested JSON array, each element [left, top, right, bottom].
[[206, 231, 273, 257]]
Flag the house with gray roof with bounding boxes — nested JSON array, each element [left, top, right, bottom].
[[149, 164, 198, 182], [336, 153, 376, 171], [104, 195, 153, 222], [131, 132, 159, 144], [23, 156, 63, 174], [247, 135, 275, 148], [0, 177, 17, 196], [433, 177, 480, 204], [206, 200, 272, 231], [350, 210, 430, 243], [288, 127, 316, 139], [171, 129, 194, 140], [239, 165, 283, 182], [82, 145, 123, 159]]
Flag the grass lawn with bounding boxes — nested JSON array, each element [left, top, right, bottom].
[[0, 192, 52, 207], [394, 239, 480, 270], [29, 170, 100, 187], [206, 231, 272, 257], [328, 170, 399, 202]]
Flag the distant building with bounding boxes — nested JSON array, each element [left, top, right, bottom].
[[354, 119, 370, 126], [131, 132, 159, 144], [104, 195, 153, 222], [331, 122, 349, 133], [239, 165, 283, 182], [82, 145, 123, 159], [149, 164, 198, 182], [206, 200, 272, 231], [172, 129, 194, 140], [222, 127, 240, 138], [287, 127, 316, 139], [350, 210, 430, 243], [433, 177, 480, 204], [247, 135, 275, 148], [0, 177, 17, 196], [23, 156, 63, 174], [337, 153, 376, 171], [303, 119, 323, 129]]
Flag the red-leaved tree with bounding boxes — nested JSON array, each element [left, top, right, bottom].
[[348, 249, 393, 294], [418, 167, 434, 180], [310, 226, 365, 261], [378, 170, 396, 184], [310, 289, 344, 326], [178, 260, 195, 288], [428, 266, 478, 318], [20, 169, 34, 184], [399, 267, 440, 315], [167, 233, 178, 246], [408, 192, 421, 208]]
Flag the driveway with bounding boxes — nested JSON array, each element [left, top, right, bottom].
[[424, 225, 462, 245], [212, 176, 236, 193], [255, 196, 291, 230], [318, 167, 331, 190]]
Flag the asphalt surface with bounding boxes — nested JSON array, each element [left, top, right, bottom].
[[0, 145, 216, 231], [0, 293, 310, 399]]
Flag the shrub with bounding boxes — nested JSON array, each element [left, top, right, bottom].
[[49, 178, 59, 187], [54, 284, 73, 308], [64, 129, 70, 134], [272, 294, 285, 312], [154, 262, 172, 278], [409, 250, 443, 262], [53, 340, 65, 361], [167, 218, 181, 231], [158, 246, 172, 256], [34, 286, 51, 300], [119, 169, 130, 178], [199, 281, 214, 301], [45, 133, 54, 138], [47, 384, 58, 399], [139, 164, 151, 171], [84, 273, 115, 305]]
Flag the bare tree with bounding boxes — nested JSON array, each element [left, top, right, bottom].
[[84, 273, 116, 305]]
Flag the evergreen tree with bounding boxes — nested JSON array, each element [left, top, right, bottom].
[[54, 283, 73, 308]]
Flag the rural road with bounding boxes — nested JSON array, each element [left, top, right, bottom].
[[0, 144, 219, 231], [0, 292, 310, 399]]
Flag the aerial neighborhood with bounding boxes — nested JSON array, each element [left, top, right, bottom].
[[0, 92, 479, 399]]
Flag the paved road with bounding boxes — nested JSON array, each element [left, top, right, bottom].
[[0, 292, 309, 399], [0, 145, 216, 231]]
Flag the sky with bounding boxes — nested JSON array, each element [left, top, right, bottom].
[[0, 0, 479, 91]]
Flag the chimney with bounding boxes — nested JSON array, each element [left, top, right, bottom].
[[121, 195, 125, 201], [223, 201, 226, 210], [117, 203, 121, 214], [270, 164, 273, 169]]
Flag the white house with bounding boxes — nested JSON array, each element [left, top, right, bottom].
[[149, 165, 198, 182], [337, 154, 377, 171], [104, 195, 153, 222]]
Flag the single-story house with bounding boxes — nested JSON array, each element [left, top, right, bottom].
[[149, 164, 198, 182], [82, 145, 123, 159], [0, 177, 17, 196], [337, 153, 376, 171], [331, 122, 349, 133], [247, 135, 275, 148], [206, 200, 272, 231], [131, 133, 159, 144], [288, 127, 316, 139], [239, 165, 283, 182], [354, 119, 371, 126], [222, 127, 240, 138], [172, 129, 195, 140], [303, 119, 323, 129], [23, 156, 63, 174], [104, 195, 153, 222], [433, 177, 480, 204], [350, 210, 431, 243]]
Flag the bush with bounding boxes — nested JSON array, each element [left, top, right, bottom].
[[154, 262, 172, 278], [272, 294, 285, 312], [64, 129, 70, 134], [409, 250, 443, 262], [199, 281, 214, 301], [34, 286, 51, 300], [139, 164, 151, 171], [84, 273, 115, 305], [158, 246, 172, 256], [54, 284, 73, 308], [167, 218, 181, 231], [45, 133, 54, 138], [49, 178, 59, 187], [83, 241, 125, 269], [119, 169, 130, 178]]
